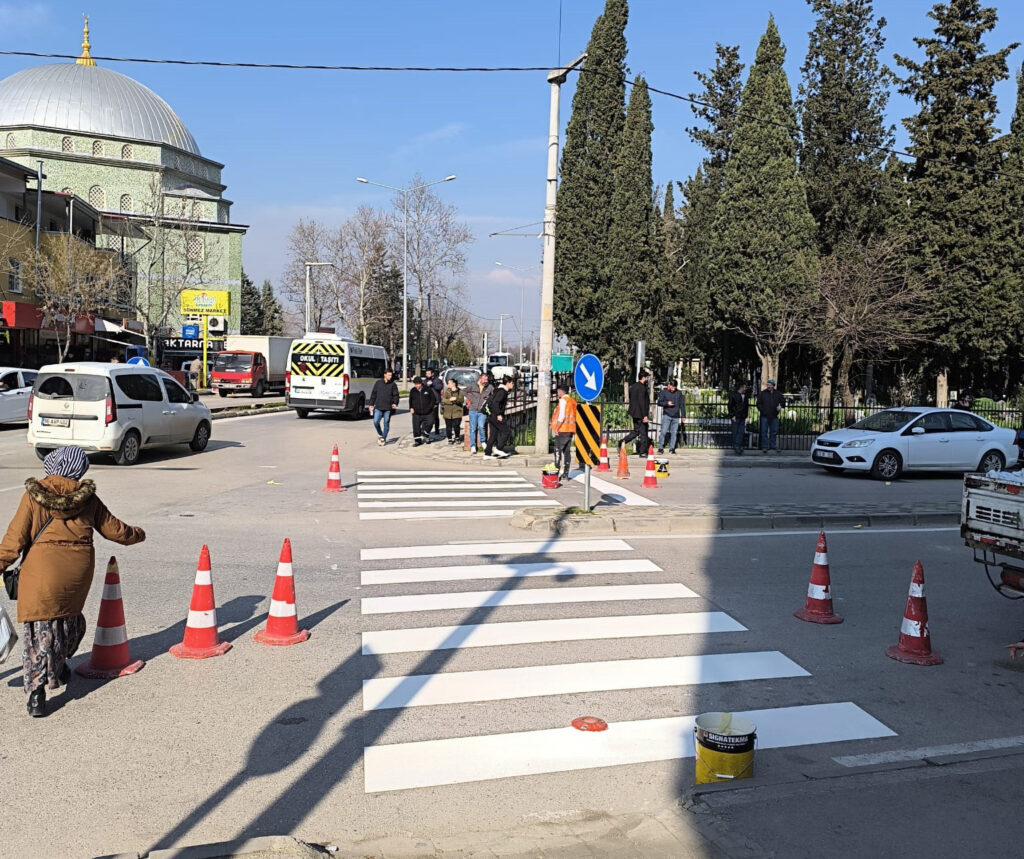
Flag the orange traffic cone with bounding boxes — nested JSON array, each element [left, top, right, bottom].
[[596, 435, 611, 472], [615, 443, 631, 479], [75, 557, 144, 678], [641, 445, 659, 488], [794, 531, 843, 624], [323, 444, 344, 492], [169, 545, 232, 659], [887, 561, 943, 665], [254, 538, 310, 646]]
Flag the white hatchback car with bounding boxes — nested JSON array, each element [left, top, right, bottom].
[[0, 367, 37, 423], [811, 407, 1019, 480], [28, 362, 213, 465]]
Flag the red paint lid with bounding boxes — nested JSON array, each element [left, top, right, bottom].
[[572, 716, 608, 732]]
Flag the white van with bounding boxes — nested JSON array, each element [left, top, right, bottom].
[[285, 334, 388, 419], [28, 362, 213, 465]]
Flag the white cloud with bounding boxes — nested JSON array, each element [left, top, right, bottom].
[[0, 3, 50, 36], [391, 122, 466, 160]]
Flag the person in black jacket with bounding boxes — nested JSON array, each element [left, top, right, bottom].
[[620, 369, 652, 458], [755, 379, 785, 452], [728, 382, 749, 455], [484, 377, 515, 459], [367, 368, 400, 446], [424, 368, 443, 437], [408, 377, 435, 446]]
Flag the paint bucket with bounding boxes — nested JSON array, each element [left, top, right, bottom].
[[694, 712, 756, 784], [655, 458, 670, 477], [541, 470, 559, 489]]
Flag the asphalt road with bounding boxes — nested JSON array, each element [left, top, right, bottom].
[[0, 412, 1020, 858]]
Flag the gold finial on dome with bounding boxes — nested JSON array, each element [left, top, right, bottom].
[[77, 14, 96, 66]]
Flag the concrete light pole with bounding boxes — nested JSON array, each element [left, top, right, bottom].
[[536, 52, 586, 455], [356, 175, 456, 383], [304, 261, 336, 333]]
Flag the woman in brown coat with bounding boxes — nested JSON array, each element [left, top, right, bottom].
[[0, 447, 145, 717]]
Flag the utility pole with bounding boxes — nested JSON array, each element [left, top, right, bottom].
[[536, 52, 586, 455], [498, 313, 514, 354]]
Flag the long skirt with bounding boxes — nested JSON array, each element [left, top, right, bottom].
[[22, 614, 86, 694]]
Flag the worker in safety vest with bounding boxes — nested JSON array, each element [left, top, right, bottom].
[[550, 384, 578, 481]]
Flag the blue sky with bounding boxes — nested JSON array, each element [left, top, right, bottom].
[[2, 1, 1022, 346]]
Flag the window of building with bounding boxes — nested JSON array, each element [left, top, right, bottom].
[[120, 194, 132, 213], [191, 201, 202, 219], [186, 235, 204, 262], [88, 185, 105, 209], [121, 143, 133, 160], [8, 258, 21, 294], [92, 139, 103, 157], [61, 136, 74, 153], [4, 133, 14, 149]]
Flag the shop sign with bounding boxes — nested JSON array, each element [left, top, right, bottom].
[[179, 289, 230, 315]]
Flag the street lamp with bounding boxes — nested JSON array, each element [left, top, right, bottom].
[[356, 174, 456, 383], [495, 261, 540, 364], [304, 261, 336, 333]]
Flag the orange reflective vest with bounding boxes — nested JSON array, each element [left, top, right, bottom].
[[550, 396, 578, 434]]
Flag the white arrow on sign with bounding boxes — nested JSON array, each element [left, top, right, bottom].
[[580, 363, 598, 391]]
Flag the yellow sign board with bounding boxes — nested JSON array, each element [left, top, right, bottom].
[[179, 289, 230, 315]]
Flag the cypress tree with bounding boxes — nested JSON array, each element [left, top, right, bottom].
[[554, 0, 628, 353], [895, 0, 1019, 396], [240, 272, 262, 334], [709, 17, 817, 385], [687, 44, 744, 186], [260, 280, 284, 335], [996, 64, 1024, 387]]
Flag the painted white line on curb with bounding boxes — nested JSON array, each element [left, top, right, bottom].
[[361, 650, 809, 710], [364, 702, 895, 792], [570, 472, 659, 507], [360, 582, 697, 614], [621, 526, 960, 541], [833, 735, 1024, 767], [361, 539, 634, 561], [360, 558, 661, 586], [361, 611, 745, 654]]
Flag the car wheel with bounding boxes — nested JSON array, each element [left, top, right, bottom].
[[189, 421, 211, 452], [253, 381, 265, 399], [34, 447, 52, 462], [353, 394, 366, 419], [295, 408, 309, 419], [978, 449, 1005, 473], [114, 430, 141, 466], [870, 449, 902, 481], [217, 390, 228, 398], [824, 466, 844, 474]]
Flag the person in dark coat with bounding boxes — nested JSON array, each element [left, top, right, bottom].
[[728, 382, 749, 455], [656, 379, 685, 454], [755, 379, 785, 452], [0, 447, 145, 717], [621, 369, 652, 458], [367, 368, 400, 446], [407, 377, 435, 446], [424, 368, 443, 437], [484, 377, 515, 459]]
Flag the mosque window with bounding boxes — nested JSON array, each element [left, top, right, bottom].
[[4, 133, 14, 148], [61, 136, 74, 153], [186, 235, 204, 262], [88, 185, 105, 209], [92, 140, 103, 156], [191, 201, 202, 219], [121, 144, 133, 160], [120, 194, 132, 213]]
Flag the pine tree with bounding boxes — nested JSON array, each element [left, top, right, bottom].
[[553, 0, 628, 353], [996, 63, 1024, 383], [260, 280, 284, 335], [709, 17, 818, 385], [239, 271, 262, 334], [895, 0, 1019, 397], [606, 77, 659, 370], [687, 44, 744, 185]]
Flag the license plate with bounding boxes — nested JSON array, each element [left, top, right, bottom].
[[41, 417, 70, 428], [814, 450, 838, 462]]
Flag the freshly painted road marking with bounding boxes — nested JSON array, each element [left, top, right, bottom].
[[360, 582, 697, 614], [360, 558, 661, 586], [571, 471, 659, 507], [833, 735, 1024, 767], [357, 491, 547, 500], [361, 539, 634, 561], [355, 482, 533, 491], [361, 650, 809, 710], [358, 499, 559, 508], [360, 510, 516, 521], [358, 470, 521, 476], [361, 611, 745, 654], [364, 702, 895, 792], [624, 527, 960, 541]]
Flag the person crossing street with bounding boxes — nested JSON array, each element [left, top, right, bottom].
[[367, 368, 400, 446], [408, 377, 435, 446], [550, 385, 578, 480], [484, 377, 515, 459], [621, 369, 652, 458]]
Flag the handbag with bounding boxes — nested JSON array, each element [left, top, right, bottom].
[[0, 602, 16, 663], [2, 516, 52, 600]]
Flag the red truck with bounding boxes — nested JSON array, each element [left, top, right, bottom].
[[211, 335, 292, 398]]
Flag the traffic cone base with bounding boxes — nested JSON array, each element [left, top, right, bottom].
[[885, 643, 942, 666], [615, 444, 630, 479], [794, 606, 843, 625], [254, 628, 310, 646], [253, 538, 310, 647], [595, 435, 611, 472], [641, 445, 659, 488], [324, 443, 344, 492], [886, 561, 943, 666], [170, 545, 232, 659], [794, 531, 843, 624], [170, 639, 232, 659], [76, 557, 145, 679]]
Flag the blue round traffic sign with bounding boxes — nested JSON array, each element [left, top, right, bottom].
[[573, 353, 604, 402], [127, 356, 150, 367]]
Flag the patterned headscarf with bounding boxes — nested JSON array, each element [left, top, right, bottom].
[[43, 446, 90, 481]]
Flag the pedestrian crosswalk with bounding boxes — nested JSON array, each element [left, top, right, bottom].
[[356, 469, 557, 520], [356, 522, 897, 794]]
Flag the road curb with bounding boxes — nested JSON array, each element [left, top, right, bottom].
[[211, 405, 291, 421], [101, 834, 325, 859]]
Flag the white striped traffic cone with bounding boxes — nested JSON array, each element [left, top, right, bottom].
[[886, 561, 942, 665], [641, 445, 659, 488], [323, 444, 344, 492], [794, 531, 843, 624], [169, 545, 232, 659], [595, 435, 610, 472], [75, 557, 145, 678], [254, 538, 310, 646]]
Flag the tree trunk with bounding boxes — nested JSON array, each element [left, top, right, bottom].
[[835, 344, 856, 410], [819, 349, 834, 408], [936, 368, 949, 407], [719, 334, 730, 390], [757, 349, 779, 390]]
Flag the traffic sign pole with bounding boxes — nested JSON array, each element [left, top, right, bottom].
[[584, 464, 591, 512]]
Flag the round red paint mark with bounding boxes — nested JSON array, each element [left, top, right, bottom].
[[572, 716, 608, 732]]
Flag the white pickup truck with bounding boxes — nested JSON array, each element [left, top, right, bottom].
[[962, 471, 1024, 598]]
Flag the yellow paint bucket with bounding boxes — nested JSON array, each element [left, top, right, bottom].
[[655, 458, 670, 477], [694, 712, 756, 784]]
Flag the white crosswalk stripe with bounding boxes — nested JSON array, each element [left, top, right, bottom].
[[361, 558, 661, 586]]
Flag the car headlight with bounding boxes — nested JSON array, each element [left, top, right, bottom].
[[841, 439, 876, 448]]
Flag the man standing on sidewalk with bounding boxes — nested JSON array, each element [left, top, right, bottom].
[[728, 381, 749, 455], [621, 369, 652, 458], [550, 384, 578, 480], [755, 379, 785, 453], [656, 379, 684, 454], [368, 368, 400, 446], [408, 377, 434, 446], [484, 376, 515, 459], [424, 368, 443, 438], [465, 372, 493, 455]]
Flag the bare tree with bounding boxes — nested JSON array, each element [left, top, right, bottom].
[[336, 206, 391, 343], [281, 218, 340, 333], [427, 286, 473, 364]]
